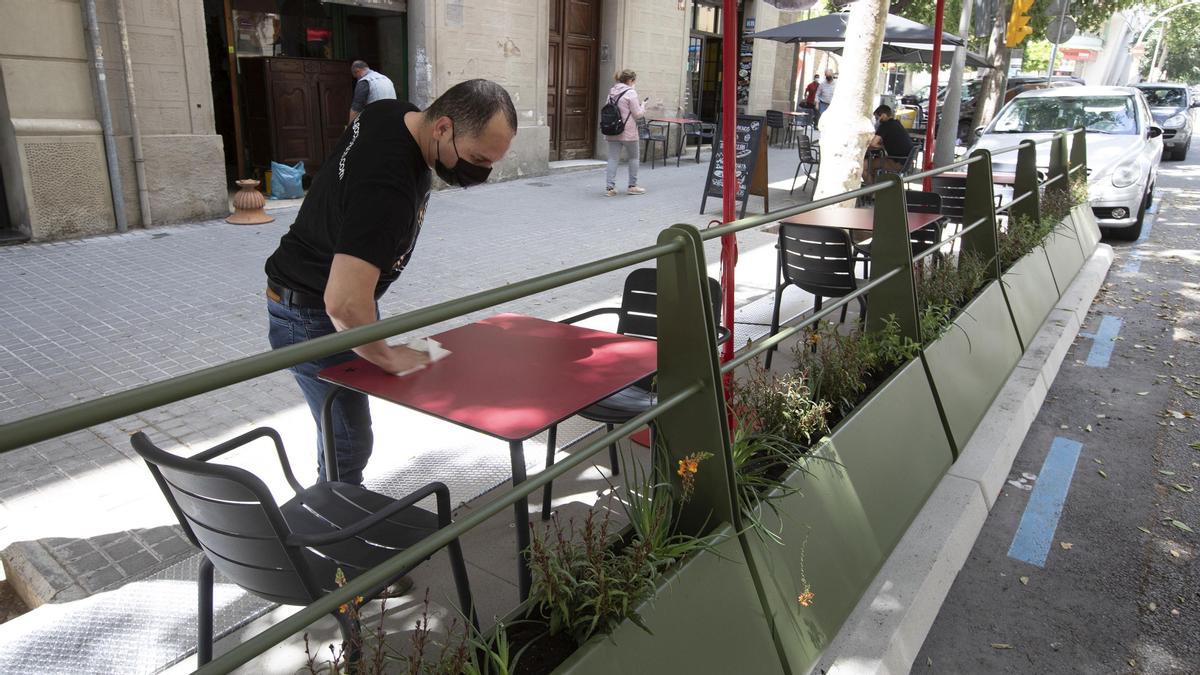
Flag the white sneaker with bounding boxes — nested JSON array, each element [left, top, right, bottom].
[[605, 188, 617, 197], [627, 186, 646, 195]]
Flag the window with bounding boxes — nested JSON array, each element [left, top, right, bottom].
[[693, 4, 721, 35], [1138, 87, 1186, 107], [992, 96, 1139, 135]]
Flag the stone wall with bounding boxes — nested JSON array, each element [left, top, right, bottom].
[[0, 0, 226, 241]]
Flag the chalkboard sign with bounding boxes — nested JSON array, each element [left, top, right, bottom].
[[700, 115, 769, 219]]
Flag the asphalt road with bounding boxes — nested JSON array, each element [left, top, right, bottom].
[[915, 148, 1200, 673]]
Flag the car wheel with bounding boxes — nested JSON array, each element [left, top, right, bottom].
[[1108, 189, 1148, 241], [1173, 141, 1190, 161]]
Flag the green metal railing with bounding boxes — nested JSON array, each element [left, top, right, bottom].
[[0, 127, 1087, 674]]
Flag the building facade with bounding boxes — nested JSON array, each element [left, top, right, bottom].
[[1, 0, 802, 242]]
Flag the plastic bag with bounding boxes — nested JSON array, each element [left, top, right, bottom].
[[268, 161, 304, 199]]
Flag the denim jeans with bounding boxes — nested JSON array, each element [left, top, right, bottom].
[[267, 298, 373, 484], [605, 140, 640, 190]]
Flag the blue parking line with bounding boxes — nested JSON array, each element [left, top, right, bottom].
[[1136, 212, 1154, 244], [1076, 315, 1122, 368], [1122, 252, 1142, 274], [1008, 437, 1084, 567]]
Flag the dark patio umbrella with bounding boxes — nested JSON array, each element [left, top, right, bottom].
[[810, 43, 992, 68], [752, 12, 965, 46]]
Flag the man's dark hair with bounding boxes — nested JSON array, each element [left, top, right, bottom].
[[873, 104, 893, 117], [351, 60, 369, 71], [425, 79, 519, 137]]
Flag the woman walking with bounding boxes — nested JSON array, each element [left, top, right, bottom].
[[604, 70, 646, 196]]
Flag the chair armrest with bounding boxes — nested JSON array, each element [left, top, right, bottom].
[[191, 427, 304, 495], [559, 307, 623, 325], [287, 481, 452, 547]]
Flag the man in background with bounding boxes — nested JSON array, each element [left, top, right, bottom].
[[803, 75, 820, 109], [816, 70, 836, 122], [349, 60, 396, 123]]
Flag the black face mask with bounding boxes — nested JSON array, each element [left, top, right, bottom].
[[434, 124, 491, 188]]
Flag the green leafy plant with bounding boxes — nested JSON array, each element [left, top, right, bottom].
[[728, 366, 830, 543], [526, 504, 661, 645], [790, 315, 920, 418], [609, 441, 716, 565], [916, 250, 989, 344]]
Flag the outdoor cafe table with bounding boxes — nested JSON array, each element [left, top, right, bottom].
[[649, 117, 702, 166], [940, 170, 1017, 185], [317, 313, 657, 599], [779, 205, 944, 233]]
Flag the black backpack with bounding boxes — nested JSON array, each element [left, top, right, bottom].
[[599, 90, 633, 136]]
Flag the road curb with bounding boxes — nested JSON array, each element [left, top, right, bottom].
[[813, 244, 1114, 675]]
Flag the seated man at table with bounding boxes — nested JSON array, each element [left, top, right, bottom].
[[863, 104, 914, 184], [264, 79, 518, 485]]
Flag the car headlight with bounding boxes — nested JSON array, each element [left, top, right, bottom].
[[1164, 113, 1188, 128], [1111, 160, 1141, 189]]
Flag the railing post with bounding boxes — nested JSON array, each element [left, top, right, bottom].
[[1069, 126, 1088, 174], [655, 224, 737, 535], [867, 174, 920, 342], [1046, 131, 1070, 205], [962, 149, 1001, 281], [1012, 139, 1042, 224]]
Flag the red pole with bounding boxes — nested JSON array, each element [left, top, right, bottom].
[[720, 0, 737, 368], [923, 0, 946, 190]]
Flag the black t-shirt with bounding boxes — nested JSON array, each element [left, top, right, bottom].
[[876, 118, 914, 159], [264, 100, 431, 298]]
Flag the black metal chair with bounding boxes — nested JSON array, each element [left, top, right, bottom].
[[765, 110, 787, 147], [931, 174, 967, 223], [789, 108, 814, 144], [683, 114, 716, 164], [904, 190, 946, 260], [767, 224, 866, 369], [640, 121, 669, 169], [540, 268, 729, 519], [130, 429, 474, 666], [791, 137, 821, 195]]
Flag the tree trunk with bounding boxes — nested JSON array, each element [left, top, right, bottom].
[[813, 0, 891, 202], [969, 1, 1010, 143]]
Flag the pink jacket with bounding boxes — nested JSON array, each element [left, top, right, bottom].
[[605, 83, 644, 141]]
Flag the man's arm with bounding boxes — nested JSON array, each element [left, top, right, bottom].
[[325, 253, 428, 374], [349, 79, 369, 123]]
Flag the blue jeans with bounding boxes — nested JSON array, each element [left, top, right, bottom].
[[266, 299, 373, 484]]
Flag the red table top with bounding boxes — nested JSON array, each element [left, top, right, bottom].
[[318, 314, 658, 442], [650, 117, 700, 125], [779, 206, 943, 232], [940, 170, 1018, 185]]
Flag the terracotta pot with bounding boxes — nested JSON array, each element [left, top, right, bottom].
[[227, 179, 274, 225]]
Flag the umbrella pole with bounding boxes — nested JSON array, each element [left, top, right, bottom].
[[720, 0, 737, 373], [923, 0, 946, 191]]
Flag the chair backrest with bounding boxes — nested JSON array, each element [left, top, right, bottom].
[[796, 137, 818, 163], [765, 109, 785, 129], [904, 190, 942, 214], [931, 175, 967, 220], [778, 224, 858, 298], [130, 432, 318, 606], [616, 267, 723, 341]]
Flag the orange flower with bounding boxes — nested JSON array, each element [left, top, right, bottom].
[[798, 591, 815, 607]]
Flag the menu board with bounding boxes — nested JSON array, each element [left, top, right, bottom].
[[700, 115, 768, 219]]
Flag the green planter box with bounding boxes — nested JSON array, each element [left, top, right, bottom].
[[553, 524, 782, 675], [923, 280, 1023, 451], [1001, 248, 1059, 348], [1042, 218, 1086, 295], [742, 358, 953, 674], [1070, 203, 1102, 255]]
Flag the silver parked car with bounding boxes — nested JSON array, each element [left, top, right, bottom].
[[1133, 82, 1197, 160], [970, 86, 1163, 241]]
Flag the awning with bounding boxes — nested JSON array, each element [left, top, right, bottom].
[[752, 12, 965, 46]]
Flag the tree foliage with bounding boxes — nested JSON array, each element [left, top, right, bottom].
[[1157, 7, 1200, 83]]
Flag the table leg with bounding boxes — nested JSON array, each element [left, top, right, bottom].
[[675, 122, 683, 167], [320, 388, 340, 482], [509, 439, 532, 599], [540, 425, 558, 521]]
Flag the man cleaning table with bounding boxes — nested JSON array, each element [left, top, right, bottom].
[[264, 79, 518, 486]]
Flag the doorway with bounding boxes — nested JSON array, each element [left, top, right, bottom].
[[688, 2, 724, 122], [547, 0, 600, 161]]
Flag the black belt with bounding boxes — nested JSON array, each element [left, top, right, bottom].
[[266, 281, 326, 309]]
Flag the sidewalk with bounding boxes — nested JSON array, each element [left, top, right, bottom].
[[0, 144, 819, 672]]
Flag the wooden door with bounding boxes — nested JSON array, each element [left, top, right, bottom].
[[548, 0, 599, 161], [315, 63, 354, 165], [267, 61, 320, 169]]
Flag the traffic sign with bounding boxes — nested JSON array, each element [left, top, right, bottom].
[[1047, 15, 1076, 44]]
